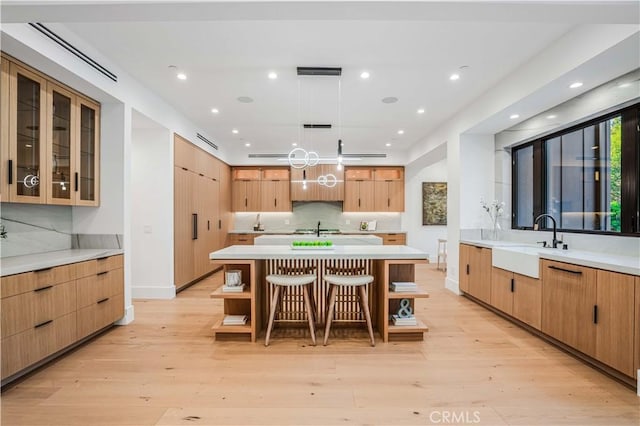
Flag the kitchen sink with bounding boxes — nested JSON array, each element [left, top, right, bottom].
[[492, 246, 548, 279], [293, 228, 341, 235]]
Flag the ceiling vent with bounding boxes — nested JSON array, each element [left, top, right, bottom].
[[197, 133, 218, 150], [345, 153, 387, 158], [303, 124, 332, 129], [29, 23, 118, 82], [297, 67, 342, 77]]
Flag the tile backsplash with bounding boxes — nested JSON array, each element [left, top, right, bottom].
[[232, 202, 402, 233]]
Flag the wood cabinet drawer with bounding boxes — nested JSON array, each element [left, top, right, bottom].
[[376, 233, 406, 245], [1, 312, 76, 380], [1, 280, 76, 338], [77, 292, 124, 340], [77, 268, 124, 309], [1, 263, 75, 298], [97, 255, 123, 273]]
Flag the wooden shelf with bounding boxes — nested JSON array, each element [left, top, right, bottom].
[[388, 319, 429, 334], [211, 318, 252, 334], [210, 287, 251, 299], [388, 289, 430, 299]]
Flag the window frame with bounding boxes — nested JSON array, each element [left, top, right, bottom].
[[511, 103, 639, 236]]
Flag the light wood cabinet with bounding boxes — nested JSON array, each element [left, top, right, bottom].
[[373, 167, 404, 212], [1, 57, 9, 200], [344, 180, 375, 212], [375, 233, 406, 245], [227, 233, 256, 245], [2, 54, 100, 206], [173, 135, 229, 290], [462, 245, 491, 304], [260, 168, 291, 212], [595, 270, 635, 377], [1, 255, 123, 383], [635, 277, 639, 379], [459, 244, 471, 293], [290, 164, 344, 201], [491, 267, 541, 329], [541, 260, 597, 357], [232, 179, 261, 212]]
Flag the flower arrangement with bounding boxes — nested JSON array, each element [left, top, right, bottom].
[[480, 198, 505, 239]]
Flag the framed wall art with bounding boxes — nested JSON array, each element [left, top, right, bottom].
[[422, 182, 447, 225]]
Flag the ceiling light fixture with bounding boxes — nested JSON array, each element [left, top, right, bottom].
[[509, 114, 519, 119], [176, 72, 187, 80], [546, 114, 557, 119], [211, 108, 219, 114], [245, 143, 251, 147], [268, 71, 278, 80], [292, 142, 297, 147], [449, 73, 460, 81], [360, 71, 370, 79], [232, 129, 239, 134], [397, 129, 404, 135], [385, 143, 392, 147], [618, 82, 631, 88], [417, 108, 425, 114], [569, 81, 583, 89], [302, 169, 307, 190]]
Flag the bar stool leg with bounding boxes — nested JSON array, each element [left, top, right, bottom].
[[323, 284, 338, 346], [358, 285, 375, 347], [302, 285, 316, 346], [265, 285, 281, 347]]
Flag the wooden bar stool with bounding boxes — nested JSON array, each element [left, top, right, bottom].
[[437, 238, 447, 271], [323, 269, 375, 346], [265, 271, 317, 346]]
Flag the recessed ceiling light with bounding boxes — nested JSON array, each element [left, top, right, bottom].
[[385, 143, 392, 147], [449, 73, 460, 81], [232, 129, 239, 134], [237, 96, 254, 103], [417, 108, 425, 114], [546, 114, 557, 119], [245, 143, 251, 147], [509, 114, 520, 119], [397, 130, 404, 135], [176, 72, 187, 80], [569, 81, 583, 89], [268, 71, 277, 80], [360, 71, 370, 79], [292, 142, 297, 147], [211, 108, 219, 114], [618, 82, 631, 88], [381, 97, 398, 104]]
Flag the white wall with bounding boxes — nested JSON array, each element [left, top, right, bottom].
[[131, 118, 175, 299], [459, 134, 496, 230]]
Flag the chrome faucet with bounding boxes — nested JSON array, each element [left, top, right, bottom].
[[534, 214, 561, 248], [316, 221, 321, 237]]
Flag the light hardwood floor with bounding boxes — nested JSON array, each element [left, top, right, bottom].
[[2, 264, 638, 425]]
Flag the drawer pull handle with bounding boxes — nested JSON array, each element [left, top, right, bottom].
[[97, 256, 110, 261], [34, 267, 53, 273], [97, 271, 109, 276], [548, 265, 582, 275], [35, 319, 53, 329], [34, 285, 53, 292], [8, 159, 13, 184], [593, 305, 598, 324], [97, 297, 109, 304]]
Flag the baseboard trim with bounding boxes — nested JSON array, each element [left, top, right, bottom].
[[445, 276, 460, 295], [131, 285, 176, 300], [116, 304, 135, 325]]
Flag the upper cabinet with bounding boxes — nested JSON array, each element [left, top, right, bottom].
[[344, 166, 404, 212], [1, 54, 100, 206], [290, 164, 344, 202], [231, 167, 291, 212]]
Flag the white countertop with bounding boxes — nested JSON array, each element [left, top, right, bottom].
[[210, 245, 428, 260], [228, 230, 406, 234], [461, 239, 639, 276], [254, 234, 382, 245], [1, 249, 124, 277]]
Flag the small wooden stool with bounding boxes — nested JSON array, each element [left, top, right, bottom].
[[265, 273, 317, 346], [323, 272, 375, 346], [437, 238, 447, 271]]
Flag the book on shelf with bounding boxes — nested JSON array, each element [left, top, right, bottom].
[[222, 284, 246, 293], [391, 314, 417, 326], [222, 314, 248, 325], [390, 281, 418, 292]]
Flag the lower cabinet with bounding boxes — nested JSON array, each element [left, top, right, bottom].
[[459, 244, 491, 304], [1, 254, 124, 383], [227, 233, 256, 246], [491, 267, 541, 330], [375, 233, 406, 245]]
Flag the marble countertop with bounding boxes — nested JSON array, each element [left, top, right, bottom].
[[1, 249, 124, 277], [460, 239, 639, 276], [254, 234, 382, 245], [210, 245, 428, 260]]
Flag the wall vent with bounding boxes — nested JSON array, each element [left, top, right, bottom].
[[297, 67, 342, 77], [197, 133, 218, 150], [344, 153, 387, 158], [248, 154, 287, 158], [29, 23, 118, 82], [303, 124, 332, 129]]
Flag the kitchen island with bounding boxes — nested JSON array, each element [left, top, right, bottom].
[[254, 234, 383, 245], [209, 245, 429, 343]]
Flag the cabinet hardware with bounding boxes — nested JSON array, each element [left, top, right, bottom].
[[274, 198, 277, 207], [466, 264, 470, 275], [548, 265, 582, 275], [97, 256, 110, 261], [218, 219, 222, 229], [192, 213, 198, 240], [358, 198, 361, 207], [97, 297, 109, 304], [74, 172, 79, 192], [593, 305, 598, 324], [387, 198, 390, 207], [199, 173, 204, 177], [34, 319, 53, 329], [8, 159, 12, 184], [34, 267, 53, 273], [34, 285, 53, 292], [245, 198, 247, 207], [510, 278, 514, 292], [97, 271, 109, 276], [207, 220, 210, 231]]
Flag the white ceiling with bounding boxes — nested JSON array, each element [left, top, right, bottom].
[[3, 1, 639, 164]]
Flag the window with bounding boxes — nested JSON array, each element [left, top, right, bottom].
[[512, 104, 639, 235]]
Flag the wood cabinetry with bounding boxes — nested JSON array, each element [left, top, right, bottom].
[[344, 180, 375, 211], [541, 260, 597, 357], [491, 267, 541, 329], [173, 134, 229, 291], [373, 167, 404, 212], [231, 167, 291, 212], [232, 167, 261, 212], [635, 277, 639, 379], [1, 255, 123, 383], [459, 244, 492, 304], [290, 164, 344, 201], [375, 233, 406, 245], [1, 53, 100, 206], [260, 168, 290, 212], [227, 233, 256, 246]]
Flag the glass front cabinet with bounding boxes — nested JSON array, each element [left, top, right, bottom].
[[1, 54, 100, 206]]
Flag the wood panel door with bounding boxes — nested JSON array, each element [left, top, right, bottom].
[[595, 270, 635, 377], [374, 180, 404, 212], [512, 273, 542, 329], [174, 167, 195, 288], [232, 180, 261, 212], [458, 244, 471, 293], [344, 180, 374, 212], [194, 175, 218, 278], [218, 163, 231, 248], [1, 57, 9, 201], [74, 96, 100, 206], [260, 180, 290, 212], [541, 260, 597, 357], [468, 246, 492, 304], [490, 267, 513, 315]]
